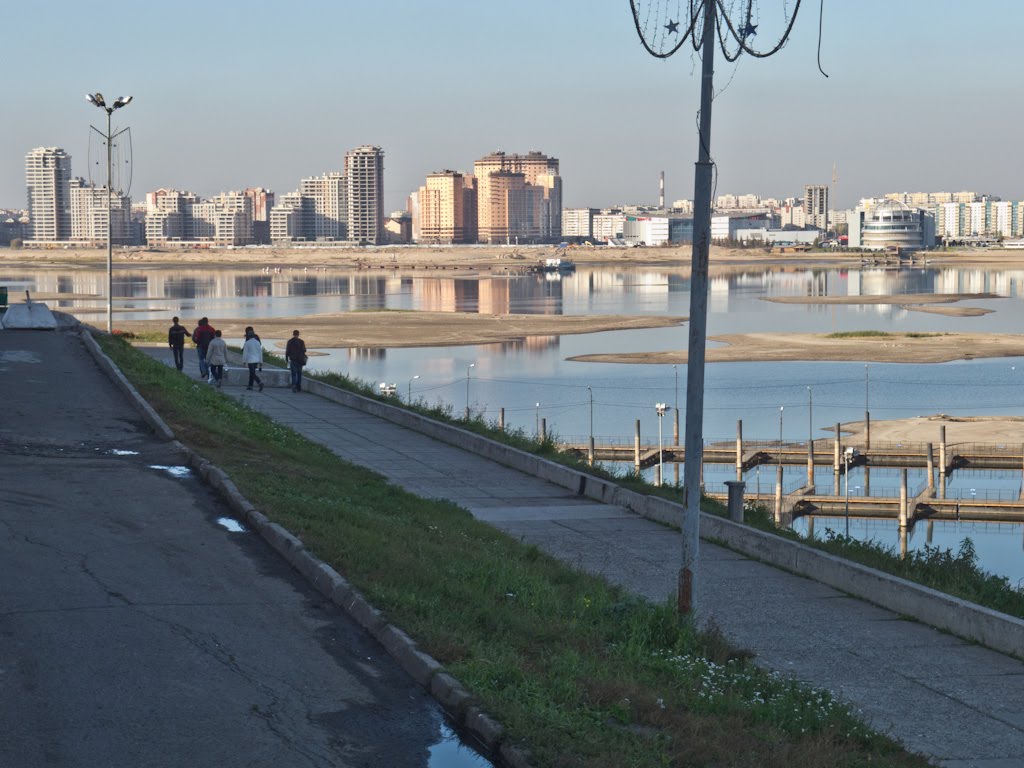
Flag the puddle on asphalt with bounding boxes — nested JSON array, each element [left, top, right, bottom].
[[148, 465, 192, 478], [216, 517, 247, 533], [0, 350, 41, 364], [427, 724, 493, 768], [107, 449, 140, 456]]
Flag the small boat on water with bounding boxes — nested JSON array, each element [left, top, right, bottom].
[[532, 257, 576, 273]]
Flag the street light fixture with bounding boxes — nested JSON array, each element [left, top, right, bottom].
[[86, 91, 133, 334], [656, 403, 668, 487], [407, 374, 419, 403], [464, 364, 475, 420], [844, 446, 855, 537], [587, 385, 594, 465]]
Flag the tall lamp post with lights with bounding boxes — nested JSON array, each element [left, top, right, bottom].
[[656, 403, 668, 487], [85, 92, 133, 334]]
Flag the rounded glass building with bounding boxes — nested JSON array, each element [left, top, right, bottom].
[[862, 201, 923, 250]]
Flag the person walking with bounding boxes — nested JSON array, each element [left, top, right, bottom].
[[167, 316, 191, 371], [242, 328, 264, 392], [285, 329, 307, 393], [206, 330, 228, 388], [192, 317, 217, 380]]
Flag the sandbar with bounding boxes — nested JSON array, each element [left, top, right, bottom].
[[7, 243, 1024, 271], [567, 332, 1024, 365], [764, 293, 1000, 305], [901, 306, 993, 317], [114, 311, 685, 349], [839, 415, 1024, 447]]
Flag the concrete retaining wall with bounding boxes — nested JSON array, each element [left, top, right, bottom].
[[302, 376, 1024, 659]]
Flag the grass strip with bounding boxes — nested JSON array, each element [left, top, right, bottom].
[[99, 334, 928, 767], [269, 351, 1024, 622]]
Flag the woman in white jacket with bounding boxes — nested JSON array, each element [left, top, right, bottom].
[[241, 329, 264, 392]]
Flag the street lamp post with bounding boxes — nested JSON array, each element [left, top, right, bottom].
[[844, 446, 854, 536], [464, 363, 475, 419], [656, 403, 668, 487], [807, 386, 814, 487], [587, 385, 594, 465], [407, 374, 419, 404], [672, 364, 679, 445], [85, 92, 132, 334]]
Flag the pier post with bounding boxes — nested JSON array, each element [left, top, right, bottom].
[[807, 416, 815, 488], [833, 423, 841, 496], [541, 418, 547, 443], [939, 426, 947, 479], [899, 468, 909, 528], [900, 525, 908, 559], [673, 408, 679, 447], [927, 519, 934, 545], [634, 419, 641, 472], [656, 464, 662, 487], [725, 480, 745, 522], [499, 408, 505, 432], [865, 466, 871, 497], [926, 443, 935, 494], [865, 411, 871, 451], [736, 419, 743, 482], [807, 516, 815, 540], [774, 464, 783, 525], [588, 434, 594, 466]]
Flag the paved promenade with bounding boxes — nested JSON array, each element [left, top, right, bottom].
[[0, 330, 489, 768], [144, 347, 1024, 767]]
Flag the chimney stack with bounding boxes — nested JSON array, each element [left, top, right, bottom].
[[659, 171, 665, 209]]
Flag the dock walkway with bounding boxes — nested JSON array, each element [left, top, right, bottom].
[[146, 347, 1024, 767]]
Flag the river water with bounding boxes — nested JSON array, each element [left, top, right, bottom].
[[5, 261, 1024, 586]]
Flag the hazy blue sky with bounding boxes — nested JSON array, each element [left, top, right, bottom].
[[2, 0, 1021, 211]]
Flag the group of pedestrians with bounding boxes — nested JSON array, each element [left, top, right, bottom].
[[167, 316, 306, 392]]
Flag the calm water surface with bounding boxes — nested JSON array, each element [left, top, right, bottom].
[[7, 262, 1024, 584]]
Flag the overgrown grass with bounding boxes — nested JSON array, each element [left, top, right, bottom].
[[739, 501, 1024, 620], [101, 334, 927, 768]]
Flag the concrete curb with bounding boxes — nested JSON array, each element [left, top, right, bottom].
[[85, 335, 527, 766], [300, 375, 1024, 659], [80, 329, 176, 442]]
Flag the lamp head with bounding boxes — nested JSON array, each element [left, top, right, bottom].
[[92, 92, 106, 108], [85, 93, 96, 104], [112, 95, 134, 109]]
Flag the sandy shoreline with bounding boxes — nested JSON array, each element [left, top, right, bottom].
[[567, 332, 1024, 365], [5, 243, 1024, 271], [113, 312, 685, 349], [838, 415, 1024, 447]]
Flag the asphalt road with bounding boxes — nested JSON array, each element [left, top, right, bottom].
[[0, 329, 488, 768]]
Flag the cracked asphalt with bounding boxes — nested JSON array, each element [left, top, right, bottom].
[[0, 330, 483, 768]]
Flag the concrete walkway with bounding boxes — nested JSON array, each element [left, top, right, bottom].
[[147, 348, 1024, 767], [0, 330, 491, 768]]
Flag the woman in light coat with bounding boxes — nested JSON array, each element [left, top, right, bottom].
[[241, 329, 264, 392], [205, 330, 228, 387]]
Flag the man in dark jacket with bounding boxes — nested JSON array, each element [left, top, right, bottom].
[[284, 329, 307, 393], [191, 317, 217, 379], [167, 316, 192, 371]]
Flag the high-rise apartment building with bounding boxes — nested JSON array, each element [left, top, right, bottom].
[[345, 145, 384, 244], [25, 147, 73, 241], [473, 151, 561, 244], [269, 192, 313, 243], [244, 187, 275, 244], [804, 184, 829, 230], [145, 188, 198, 243], [562, 208, 596, 239], [191, 191, 254, 245], [68, 178, 132, 244], [417, 170, 477, 243], [300, 173, 346, 241]]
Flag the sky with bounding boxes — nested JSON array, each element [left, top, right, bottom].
[[2, 0, 1022, 212]]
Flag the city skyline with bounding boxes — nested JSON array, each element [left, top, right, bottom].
[[2, 1, 1022, 211]]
